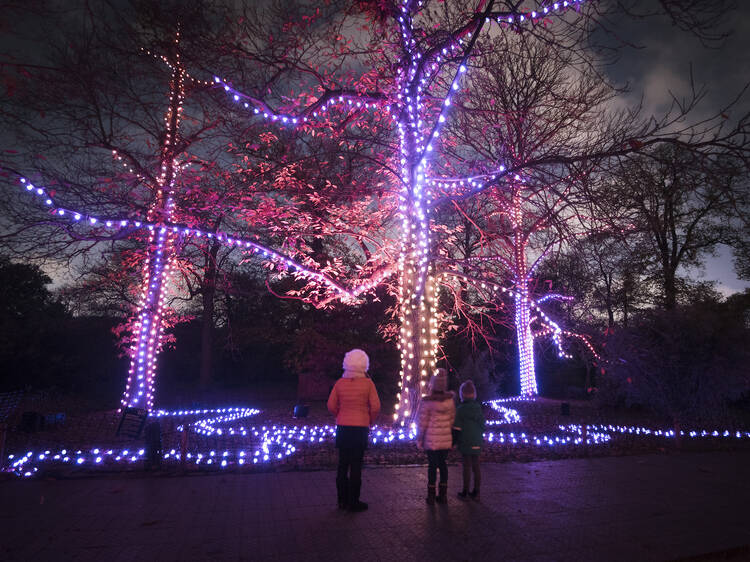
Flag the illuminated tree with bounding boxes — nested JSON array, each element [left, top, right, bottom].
[[0, 1, 392, 410], [0, 3, 230, 408], [430, 37, 621, 395]]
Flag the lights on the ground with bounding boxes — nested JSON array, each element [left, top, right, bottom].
[[6, 398, 749, 478]]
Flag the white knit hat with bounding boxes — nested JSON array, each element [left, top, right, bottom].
[[429, 368, 448, 393], [342, 348, 369, 373]]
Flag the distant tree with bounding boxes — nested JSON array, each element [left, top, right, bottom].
[[730, 182, 750, 281], [0, 255, 65, 390], [724, 289, 750, 330], [733, 241, 750, 281], [598, 146, 743, 310], [0, 256, 61, 318], [0, 1, 246, 407], [541, 229, 652, 330]]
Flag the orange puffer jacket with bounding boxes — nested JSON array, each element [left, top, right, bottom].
[[417, 392, 456, 451], [327, 377, 381, 427]]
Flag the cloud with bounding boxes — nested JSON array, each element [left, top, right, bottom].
[[613, 5, 750, 121]]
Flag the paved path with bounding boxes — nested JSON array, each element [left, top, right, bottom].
[[2, 451, 749, 561]]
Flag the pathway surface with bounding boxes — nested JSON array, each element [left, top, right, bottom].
[[2, 451, 749, 561]]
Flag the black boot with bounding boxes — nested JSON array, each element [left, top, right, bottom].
[[336, 476, 349, 510], [348, 480, 368, 512], [437, 483, 448, 504], [425, 484, 436, 505], [469, 488, 479, 501]]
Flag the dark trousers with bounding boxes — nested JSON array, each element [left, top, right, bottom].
[[427, 449, 449, 485], [462, 454, 481, 491], [337, 446, 365, 503]]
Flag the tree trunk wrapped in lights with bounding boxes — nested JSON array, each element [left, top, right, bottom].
[[397, 260, 440, 425], [121, 44, 185, 411]]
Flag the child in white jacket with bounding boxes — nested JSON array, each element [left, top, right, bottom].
[[416, 368, 456, 504]]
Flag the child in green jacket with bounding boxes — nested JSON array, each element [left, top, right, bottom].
[[453, 380, 485, 500]]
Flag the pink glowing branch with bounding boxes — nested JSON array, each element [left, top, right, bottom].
[[140, 47, 213, 87], [110, 149, 151, 186], [535, 325, 600, 359], [312, 266, 398, 308], [11, 175, 370, 302]]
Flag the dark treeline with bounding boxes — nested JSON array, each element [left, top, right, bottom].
[[0, 255, 401, 406], [4, 252, 748, 426]]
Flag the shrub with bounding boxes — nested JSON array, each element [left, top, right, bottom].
[[600, 300, 750, 426]]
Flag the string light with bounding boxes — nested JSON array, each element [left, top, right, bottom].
[[490, 0, 586, 28], [120, 32, 188, 411], [213, 77, 390, 127]]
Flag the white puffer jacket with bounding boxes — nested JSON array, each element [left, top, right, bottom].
[[417, 392, 456, 451]]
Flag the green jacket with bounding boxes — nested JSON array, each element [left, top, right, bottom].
[[453, 399, 485, 455]]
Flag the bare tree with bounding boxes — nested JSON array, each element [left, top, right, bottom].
[[601, 146, 743, 310]]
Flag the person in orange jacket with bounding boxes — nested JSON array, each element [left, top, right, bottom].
[[327, 348, 381, 512]]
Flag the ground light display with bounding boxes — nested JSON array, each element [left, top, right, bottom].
[[6, 399, 750, 477]]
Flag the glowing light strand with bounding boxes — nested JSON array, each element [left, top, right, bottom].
[[488, 0, 586, 27], [121, 34, 186, 411], [212, 76, 391, 128], [6, 401, 749, 478]]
